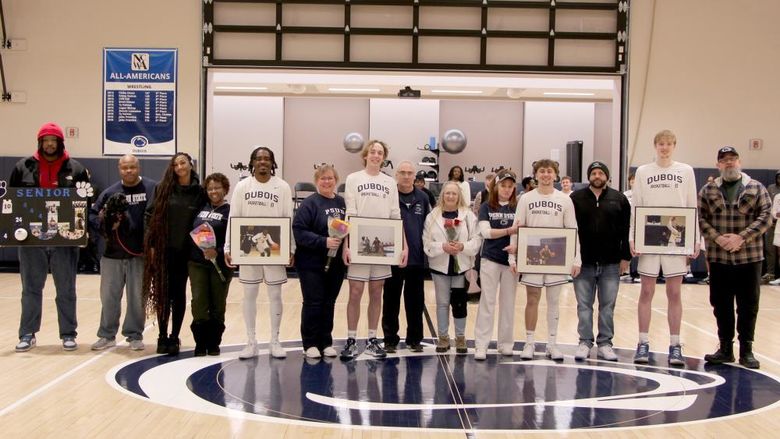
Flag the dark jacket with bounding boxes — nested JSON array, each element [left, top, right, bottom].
[[9, 154, 89, 188], [570, 186, 632, 264], [399, 187, 431, 267], [145, 173, 207, 253], [89, 178, 156, 259], [292, 192, 347, 271]]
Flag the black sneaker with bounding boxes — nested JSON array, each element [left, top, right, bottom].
[[340, 337, 358, 360], [156, 336, 169, 354], [408, 343, 424, 353], [365, 338, 387, 358], [384, 343, 397, 354]]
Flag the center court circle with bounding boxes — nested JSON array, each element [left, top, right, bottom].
[[109, 340, 780, 432]]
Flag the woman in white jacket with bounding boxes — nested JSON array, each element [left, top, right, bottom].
[[423, 181, 482, 354]]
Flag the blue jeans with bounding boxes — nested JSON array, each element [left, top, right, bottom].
[[573, 263, 619, 347], [18, 246, 79, 338]]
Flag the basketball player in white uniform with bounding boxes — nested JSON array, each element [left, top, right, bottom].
[[225, 146, 294, 360], [630, 130, 699, 366], [508, 159, 581, 361]]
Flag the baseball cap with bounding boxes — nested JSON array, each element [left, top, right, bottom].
[[495, 170, 517, 183], [717, 146, 739, 160]]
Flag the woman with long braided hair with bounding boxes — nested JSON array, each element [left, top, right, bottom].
[[143, 153, 206, 355]]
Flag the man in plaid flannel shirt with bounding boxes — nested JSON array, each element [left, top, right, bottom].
[[698, 146, 772, 369]]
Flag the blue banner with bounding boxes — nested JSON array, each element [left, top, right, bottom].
[[103, 48, 177, 155]]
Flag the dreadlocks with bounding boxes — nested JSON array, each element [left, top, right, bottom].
[[248, 146, 278, 176], [142, 152, 194, 316]]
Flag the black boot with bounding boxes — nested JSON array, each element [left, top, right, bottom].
[[704, 340, 734, 364], [191, 321, 207, 357], [156, 335, 169, 354], [207, 320, 225, 356], [739, 341, 760, 369], [167, 336, 181, 356]]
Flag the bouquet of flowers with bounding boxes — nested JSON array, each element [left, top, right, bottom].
[[326, 217, 350, 272], [190, 222, 226, 282], [443, 218, 462, 273]]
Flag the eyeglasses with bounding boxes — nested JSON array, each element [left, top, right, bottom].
[[718, 156, 738, 164]]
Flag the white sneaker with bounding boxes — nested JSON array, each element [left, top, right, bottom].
[[270, 341, 287, 359], [769, 278, 780, 286], [474, 348, 487, 361], [305, 346, 321, 358], [322, 346, 338, 357], [499, 345, 514, 356], [546, 344, 564, 361], [574, 343, 591, 361], [91, 337, 116, 351], [128, 339, 145, 351], [238, 342, 258, 359], [597, 345, 618, 361], [520, 343, 535, 360]]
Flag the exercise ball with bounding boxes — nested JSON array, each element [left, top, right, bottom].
[[441, 129, 467, 154], [343, 132, 364, 153]]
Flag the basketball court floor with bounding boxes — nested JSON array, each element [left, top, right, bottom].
[[1, 272, 779, 438]]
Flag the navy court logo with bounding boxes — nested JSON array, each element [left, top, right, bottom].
[[108, 341, 780, 432]]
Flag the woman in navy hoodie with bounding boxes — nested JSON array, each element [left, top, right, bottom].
[[293, 165, 346, 359]]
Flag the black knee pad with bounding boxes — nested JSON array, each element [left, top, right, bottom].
[[450, 287, 467, 319]]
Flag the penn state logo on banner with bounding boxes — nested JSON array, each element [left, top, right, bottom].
[[0, 181, 93, 247], [107, 341, 780, 432]]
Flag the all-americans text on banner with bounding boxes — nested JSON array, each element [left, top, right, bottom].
[[103, 48, 177, 156]]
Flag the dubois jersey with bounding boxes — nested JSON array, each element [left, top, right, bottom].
[[344, 170, 401, 220], [511, 189, 581, 266], [225, 175, 294, 254], [629, 161, 698, 242]]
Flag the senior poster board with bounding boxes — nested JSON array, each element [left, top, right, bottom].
[[0, 183, 93, 247], [103, 48, 177, 155]]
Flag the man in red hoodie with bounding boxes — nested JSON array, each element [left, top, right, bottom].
[[9, 122, 90, 352]]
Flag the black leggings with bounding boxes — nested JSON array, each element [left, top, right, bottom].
[[158, 250, 189, 339]]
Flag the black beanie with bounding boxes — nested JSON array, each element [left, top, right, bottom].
[[587, 161, 610, 180]]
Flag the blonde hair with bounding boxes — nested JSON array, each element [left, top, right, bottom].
[[654, 129, 677, 145], [360, 140, 389, 166], [436, 181, 467, 210], [314, 164, 339, 184]]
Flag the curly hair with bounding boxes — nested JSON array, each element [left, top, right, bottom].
[[204, 172, 230, 194], [142, 152, 194, 316]]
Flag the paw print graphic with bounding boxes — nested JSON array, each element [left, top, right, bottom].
[[0, 180, 6, 198], [75, 181, 94, 198]]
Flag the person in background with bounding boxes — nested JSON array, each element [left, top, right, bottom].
[[629, 129, 699, 366], [472, 172, 496, 215], [189, 173, 232, 356], [699, 146, 771, 369], [519, 176, 536, 196], [90, 154, 155, 352], [11, 122, 90, 352], [293, 165, 346, 359], [473, 169, 519, 360], [623, 172, 639, 283], [448, 165, 471, 208], [762, 170, 780, 283], [226, 146, 294, 360], [570, 161, 631, 361], [423, 181, 482, 354], [144, 152, 207, 356], [414, 173, 437, 208], [560, 175, 574, 196], [382, 161, 431, 354]]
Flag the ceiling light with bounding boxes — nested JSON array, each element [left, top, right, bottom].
[[328, 87, 381, 92], [430, 89, 483, 95], [214, 86, 269, 91], [543, 92, 595, 96]]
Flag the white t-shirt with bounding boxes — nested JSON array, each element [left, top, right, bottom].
[[629, 161, 698, 242], [225, 175, 294, 254], [509, 188, 581, 267], [344, 170, 401, 219]]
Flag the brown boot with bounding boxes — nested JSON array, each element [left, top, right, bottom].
[[455, 335, 467, 354], [436, 335, 450, 353]]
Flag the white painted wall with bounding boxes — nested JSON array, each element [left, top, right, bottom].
[[209, 96, 284, 184], [0, 0, 201, 158], [369, 99, 440, 174], [523, 102, 595, 180], [628, 0, 780, 169]]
